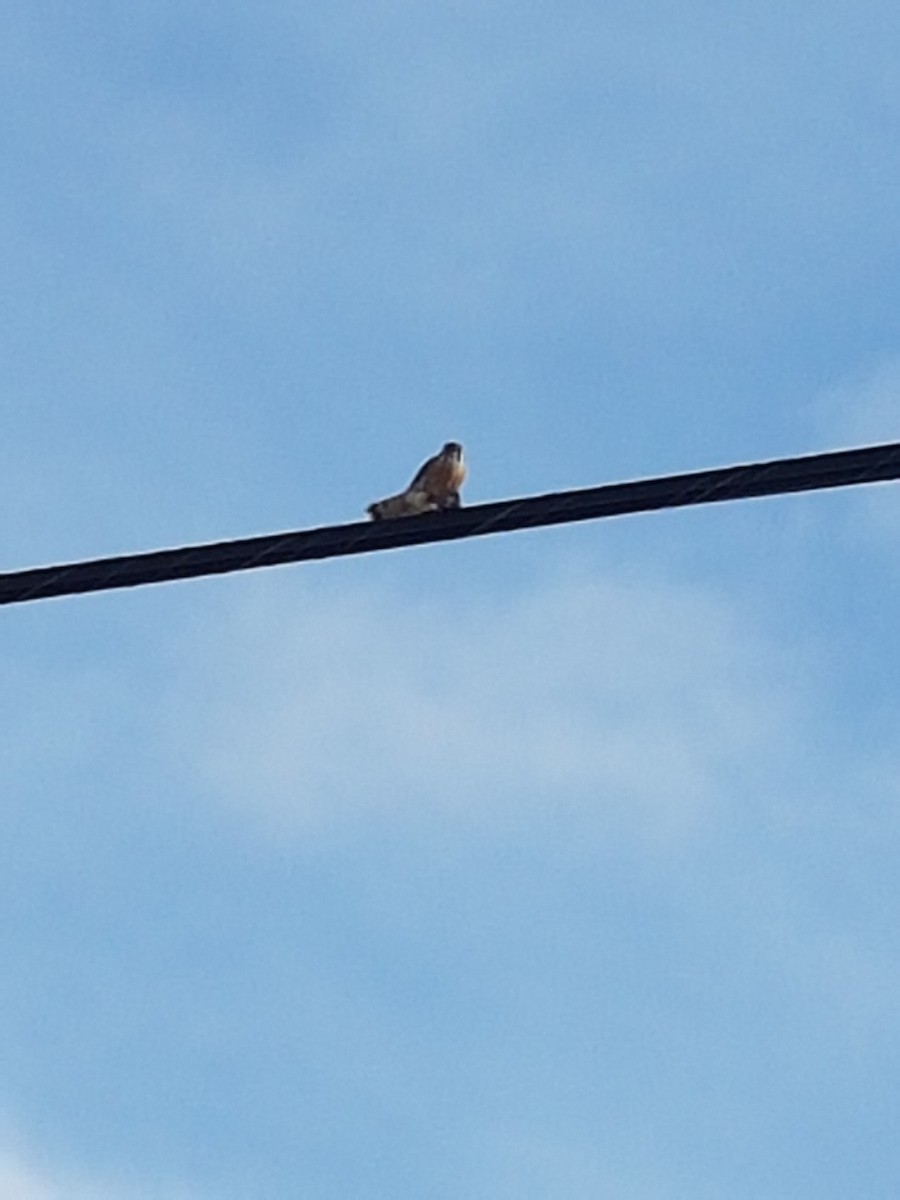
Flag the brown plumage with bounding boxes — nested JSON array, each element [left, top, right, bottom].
[[367, 442, 466, 520]]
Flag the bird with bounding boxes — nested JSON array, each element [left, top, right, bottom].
[[367, 442, 466, 520]]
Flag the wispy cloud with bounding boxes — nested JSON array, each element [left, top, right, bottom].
[[162, 560, 802, 844], [0, 1145, 198, 1200], [13, 1, 895, 331]]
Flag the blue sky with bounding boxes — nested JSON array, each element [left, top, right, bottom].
[[3, 3, 900, 1196]]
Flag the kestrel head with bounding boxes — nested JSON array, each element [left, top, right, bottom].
[[441, 441, 463, 459]]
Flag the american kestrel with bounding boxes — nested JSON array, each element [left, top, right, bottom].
[[367, 442, 466, 520]]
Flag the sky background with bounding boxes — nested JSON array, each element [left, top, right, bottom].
[[3, 3, 900, 1196]]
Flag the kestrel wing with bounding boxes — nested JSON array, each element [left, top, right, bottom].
[[407, 453, 440, 491]]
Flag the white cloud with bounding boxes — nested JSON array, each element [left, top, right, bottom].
[[0, 1153, 52, 1200], [0, 1146, 197, 1200], [163, 562, 803, 845]]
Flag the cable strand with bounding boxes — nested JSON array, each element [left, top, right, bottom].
[[2, 440, 899, 607]]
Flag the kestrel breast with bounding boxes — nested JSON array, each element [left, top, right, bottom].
[[428, 460, 464, 494]]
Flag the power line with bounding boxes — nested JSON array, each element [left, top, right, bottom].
[[2, 440, 899, 608]]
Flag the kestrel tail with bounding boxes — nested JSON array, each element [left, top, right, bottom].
[[366, 489, 439, 520]]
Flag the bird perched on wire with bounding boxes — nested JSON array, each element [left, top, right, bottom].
[[367, 442, 466, 520]]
